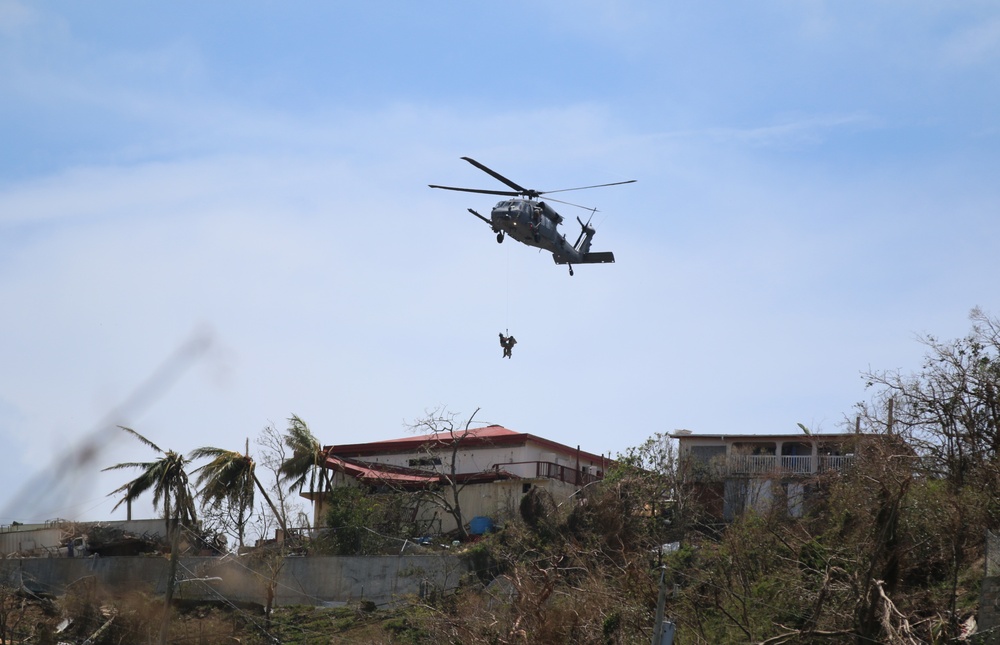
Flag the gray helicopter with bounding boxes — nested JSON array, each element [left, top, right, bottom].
[[430, 157, 635, 276]]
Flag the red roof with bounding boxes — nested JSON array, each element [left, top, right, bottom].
[[323, 455, 438, 485], [378, 425, 520, 443], [325, 424, 608, 464]]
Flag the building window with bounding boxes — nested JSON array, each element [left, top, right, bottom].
[[733, 442, 776, 456], [408, 457, 442, 467], [690, 445, 726, 464]]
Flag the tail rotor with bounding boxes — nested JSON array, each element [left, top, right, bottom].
[[573, 209, 598, 253]]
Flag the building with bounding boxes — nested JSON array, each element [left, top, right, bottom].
[[310, 425, 611, 534], [0, 519, 177, 557], [671, 430, 866, 520]]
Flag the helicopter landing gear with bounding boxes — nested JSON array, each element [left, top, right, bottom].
[[568, 264, 574, 277], [496, 232, 504, 244]]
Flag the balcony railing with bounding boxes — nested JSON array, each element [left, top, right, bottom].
[[496, 461, 602, 486], [690, 454, 854, 478]]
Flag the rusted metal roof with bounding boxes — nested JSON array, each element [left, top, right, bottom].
[[321, 454, 521, 488], [323, 455, 438, 484]]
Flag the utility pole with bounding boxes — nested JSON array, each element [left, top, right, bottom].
[[651, 567, 675, 645]]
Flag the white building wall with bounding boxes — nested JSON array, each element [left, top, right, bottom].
[[356, 440, 605, 477], [411, 483, 504, 534], [0, 528, 63, 556], [311, 437, 607, 534], [0, 519, 175, 557], [412, 477, 586, 534], [358, 444, 525, 474]]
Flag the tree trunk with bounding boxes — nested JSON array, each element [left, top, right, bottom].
[[159, 498, 179, 645], [254, 473, 289, 543]]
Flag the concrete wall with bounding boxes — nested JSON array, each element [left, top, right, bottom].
[[0, 553, 470, 608], [0, 528, 63, 556], [978, 576, 1000, 644]]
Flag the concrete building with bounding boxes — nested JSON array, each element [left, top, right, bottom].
[[0, 519, 173, 557], [310, 425, 611, 534], [671, 430, 866, 520]]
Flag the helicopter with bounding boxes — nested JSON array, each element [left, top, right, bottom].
[[430, 157, 635, 276]]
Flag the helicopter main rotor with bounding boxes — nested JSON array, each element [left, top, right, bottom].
[[429, 157, 636, 203], [459, 157, 537, 197]]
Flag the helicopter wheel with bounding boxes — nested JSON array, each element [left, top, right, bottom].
[[496, 232, 504, 243], [569, 266, 574, 277]]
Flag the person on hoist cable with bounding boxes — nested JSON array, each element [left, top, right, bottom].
[[499, 332, 517, 359]]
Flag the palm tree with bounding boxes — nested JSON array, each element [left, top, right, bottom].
[[103, 426, 196, 645], [279, 415, 333, 504], [104, 426, 197, 531], [190, 440, 288, 548]]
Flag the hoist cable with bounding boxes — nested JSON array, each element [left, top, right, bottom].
[[505, 243, 510, 332]]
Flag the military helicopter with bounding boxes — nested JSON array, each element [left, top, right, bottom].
[[430, 157, 635, 276]]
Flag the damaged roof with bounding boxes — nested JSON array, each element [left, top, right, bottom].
[[321, 453, 520, 488]]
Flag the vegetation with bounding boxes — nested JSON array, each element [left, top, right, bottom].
[[0, 585, 426, 645], [395, 310, 1000, 644], [278, 414, 334, 501], [102, 426, 198, 534], [102, 426, 199, 645], [318, 485, 417, 555], [72, 308, 1000, 643], [100, 419, 316, 643], [403, 406, 483, 540], [191, 438, 288, 549]]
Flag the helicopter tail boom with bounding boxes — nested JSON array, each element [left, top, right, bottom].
[[553, 251, 615, 265]]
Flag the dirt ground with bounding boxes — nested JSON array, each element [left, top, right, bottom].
[[1, 592, 425, 644]]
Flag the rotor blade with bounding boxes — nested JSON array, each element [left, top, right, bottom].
[[468, 208, 492, 226], [540, 179, 636, 195], [460, 157, 535, 196], [428, 185, 521, 197], [543, 196, 600, 211], [578, 207, 598, 228]]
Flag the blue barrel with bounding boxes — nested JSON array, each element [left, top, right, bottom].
[[468, 516, 494, 535]]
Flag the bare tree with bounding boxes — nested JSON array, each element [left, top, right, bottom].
[[256, 423, 305, 535], [404, 406, 482, 539], [860, 307, 1000, 494]]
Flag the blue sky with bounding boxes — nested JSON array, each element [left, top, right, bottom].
[[2, 1, 999, 524]]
